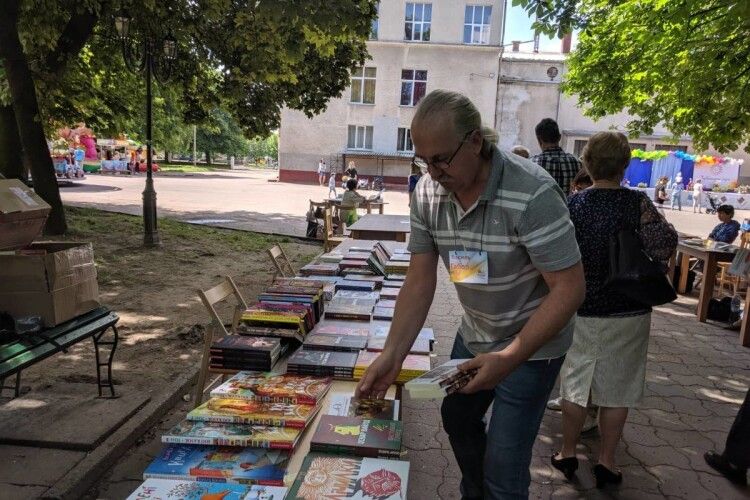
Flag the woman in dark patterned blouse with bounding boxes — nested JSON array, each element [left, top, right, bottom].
[[551, 132, 678, 488]]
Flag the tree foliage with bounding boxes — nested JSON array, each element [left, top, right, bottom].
[[515, 0, 750, 152], [196, 108, 250, 162]]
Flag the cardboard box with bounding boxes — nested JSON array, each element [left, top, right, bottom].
[[0, 242, 100, 327], [0, 179, 51, 251]]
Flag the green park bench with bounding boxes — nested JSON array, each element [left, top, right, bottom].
[[0, 307, 119, 399]]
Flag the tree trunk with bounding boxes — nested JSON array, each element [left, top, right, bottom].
[[205, 151, 212, 165], [164, 151, 171, 164], [0, 0, 66, 234], [0, 105, 26, 181]]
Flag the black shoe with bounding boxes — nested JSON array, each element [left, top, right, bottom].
[[704, 451, 748, 486], [551, 453, 579, 480], [593, 464, 623, 489]]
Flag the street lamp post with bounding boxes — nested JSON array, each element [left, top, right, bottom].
[[115, 11, 176, 247]]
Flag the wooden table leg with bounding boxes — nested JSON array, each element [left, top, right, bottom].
[[697, 254, 717, 322], [366, 204, 372, 214], [379, 204, 384, 214], [668, 251, 677, 285], [741, 295, 750, 347], [678, 252, 690, 293]]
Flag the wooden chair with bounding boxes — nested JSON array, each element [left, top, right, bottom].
[[267, 244, 295, 279], [194, 276, 248, 406], [324, 206, 345, 252], [716, 232, 750, 296]]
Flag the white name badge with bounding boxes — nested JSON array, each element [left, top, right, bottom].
[[449, 251, 489, 284]]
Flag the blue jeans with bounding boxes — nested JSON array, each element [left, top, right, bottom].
[[441, 335, 564, 500]]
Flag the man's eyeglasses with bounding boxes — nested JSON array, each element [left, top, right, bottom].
[[412, 130, 476, 174]]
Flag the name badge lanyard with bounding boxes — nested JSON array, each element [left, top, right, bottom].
[[451, 201, 487, 252]]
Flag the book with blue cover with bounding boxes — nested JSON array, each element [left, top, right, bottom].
[[126, 478, 287, 499], [143, 444, 289, 485]]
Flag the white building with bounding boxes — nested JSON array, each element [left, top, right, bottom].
[[279, 0, 505, 185]]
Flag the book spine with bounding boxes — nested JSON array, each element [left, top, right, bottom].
[[162, 436, 214, 446]]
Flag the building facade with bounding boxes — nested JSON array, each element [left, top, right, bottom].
[[279, 0, 504, 186]]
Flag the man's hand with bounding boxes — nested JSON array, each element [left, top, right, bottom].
[[457, 351, 513, 394], [354, 352, 403, 400]]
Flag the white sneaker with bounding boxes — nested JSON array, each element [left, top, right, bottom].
[[547, 397, 562, 411]]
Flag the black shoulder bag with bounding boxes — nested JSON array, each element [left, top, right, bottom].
[[605, 193, 677, 306]]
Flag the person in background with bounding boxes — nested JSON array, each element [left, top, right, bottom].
[[654, 176, 668, 211], [531, 118, 582, 196], [670, 173, 684, 211], [341, 178, 365, 226], [741, 218, 750, 233], [317, 158, 327, 186], [552, 132, 677, 489], [570, 169, 593, 195], [511, 145, 530, 159], [344, 161, 358, 181], [407, 164, 422, 207], [328, 172, 337, 199], [704, 387, 749, 485], [709, 205, 741, 244], [693, 178, 704, 213]]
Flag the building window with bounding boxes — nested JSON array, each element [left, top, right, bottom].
[[405, 3, 432, 42], [400, 70, 427, 106], [350, 67, 376, 104], [629, 142, 647, 150], [463, 5, 492, 44], [397, 128, 414, 152], [370, 2, 379, 40], [655, 144, 688, 152], [348, 125, 373, 150], [573, 140, 588, 158]]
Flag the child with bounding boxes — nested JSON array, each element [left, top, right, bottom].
[[328, 173, 337, 199], [341, 178, 365, 226]]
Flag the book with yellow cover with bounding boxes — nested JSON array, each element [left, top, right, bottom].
[[354, 351, 431, 383], [187, 398, 321, 428]]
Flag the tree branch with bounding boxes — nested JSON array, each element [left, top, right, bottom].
[[44, 8, 100, 76]]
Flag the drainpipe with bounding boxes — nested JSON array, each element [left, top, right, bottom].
[[494, 0, 509, 133]]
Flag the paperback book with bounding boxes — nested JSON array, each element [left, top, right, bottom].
[[299, 263, 340, 276], [379, 288, 400, 300], [303, 334, 368, 352], [326, 395, 400, 420], [335, 280, 378, 292], [333, 290, 381, 302], [369, 324, 435, 349], [381, 280, 403, 289], [319, 253, 344, 263], [188, 398, 321, 428], [354, 351, 431, 383], [376, 299, 397, 308], [310, 416, 403, 458], [162, 420, 301, 449], [126, 479, 287, 500], [309, 321, 370, 337], [211, 372, 332, 406], [143, 444, 288, 485], [367, 335, 431, 355], [372, 306, 394, 321], [405, 358, 477, 399], [286, 349, 358, 379], [323, 302, 373, 322], [287, 453, 410, 500]]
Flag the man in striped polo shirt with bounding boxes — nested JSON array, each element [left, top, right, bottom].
[[356, 90, 585, 499]]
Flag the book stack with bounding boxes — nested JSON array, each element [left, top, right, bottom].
[[210, 336, 282, 372], [261, 279, 326, 323], [367, 335, 431, 355], [303, 333, 368, 352], [309, 321, 371, 338], [382, 279, 404, 289], [335, 280, 378, 292], [405, 359, 477, 399], [310, 415, 403, 458], [242, 303, 312, 335], [369, 323, 436, 351], [344, 251, 372, 261], [319, 252, 344, 263], [354, 350, 431, 383], [187, 397, 322, 428], [324, 295, 376, 322], [339, 259, 371, 272], [287, 453, 410, 500], [385, 261, 409, 277], [299, 263, 339, 276], [372, 306, 394, 321], [127, 478, 287, 500], [379, 287, 400, 300], [142, 445, 289, 485], [286, 349, 358, 379]]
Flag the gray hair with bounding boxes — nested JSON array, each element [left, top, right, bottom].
[[412, 89, 498, 159]]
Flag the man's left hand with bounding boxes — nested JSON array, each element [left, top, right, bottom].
[[457, 351, 514, 394]]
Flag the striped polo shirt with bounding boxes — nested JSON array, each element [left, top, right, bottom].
[[408, 146, 581, 359]]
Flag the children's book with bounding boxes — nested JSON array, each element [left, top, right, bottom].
[[210, 372, 332, 406], [287, 453, 409, 500], [143, 444, 288, 485], [126, 478, 287, 500], [326, 395, 400, 420], [188, 398, 321, 428]]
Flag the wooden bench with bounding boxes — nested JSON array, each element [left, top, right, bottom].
[[0, 307, 119, 399]]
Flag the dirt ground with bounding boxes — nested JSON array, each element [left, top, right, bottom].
[[15, 206, 321, 396]]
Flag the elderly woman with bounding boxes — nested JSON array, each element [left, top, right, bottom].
[[551, 132, 677, 488]]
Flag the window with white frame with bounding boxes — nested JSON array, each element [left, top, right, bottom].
[[464, 5, 492, 44], [397, 128, 414, 152], [370, 2, 379, 40], [348, 125, 373, 150], [405, 3, 432, 41], [350, 67, 376, 104], [400, 70, 427, 106], [573, 140, 588, 158]]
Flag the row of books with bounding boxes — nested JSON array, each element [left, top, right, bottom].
[[286, 348, 431, 382], [301, 243, 411, 281], [324, 288, 402, 322]]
